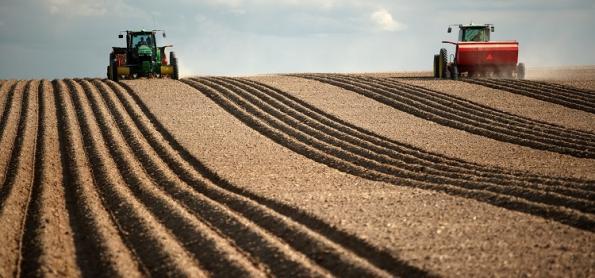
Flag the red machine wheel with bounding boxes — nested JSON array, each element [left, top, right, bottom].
[[517, 63, 525, 79], [433, 54, 440, 78]]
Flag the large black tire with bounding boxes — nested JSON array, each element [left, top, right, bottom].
[[517, 63, 525, 79], [433, 54, 440, 78], [108, 52, 119, 81], [439, 48, 448, 79], [170, 52, 179, 80]]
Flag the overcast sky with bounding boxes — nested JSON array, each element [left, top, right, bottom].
[[0, 0, 594, 79]]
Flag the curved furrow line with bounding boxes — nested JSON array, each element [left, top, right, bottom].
[[19, 80, 79, 277], [214, 77, 595, 202], [463, 78, 595, 114], [0, 82, 25, 189], [0, 81, 38, 277], [236, 77, 595, 190], [233, 77, 595, 192], [65, 79, 207, 277], [105, 80, 396, 277], [509, 79, 595, 101], [182, 78, 595, 232], [110, 80, 429, 277], [76, 78, 280, 277], [0, 80, 16, 126], [198, 77, 594, 214], [384, 76, 595, 141], [92, 80, 332, 277], [518, 79, 595, 97], [340, 75, 595, 145], [52, 80, 144, 277], [299, 74, 594, 158]]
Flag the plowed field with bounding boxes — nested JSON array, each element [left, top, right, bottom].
[[0, 71, 593, 276]]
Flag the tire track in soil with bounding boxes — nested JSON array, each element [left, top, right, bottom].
[[19, 80, 79, 277], [114, 80, 430, 277], [53, 80, 143, 277], [64, 79, 207, 277], [297, 74, 595, 158], [463, 78, 595, 113], [182, 77, 595, 232], [0, 81, 38, 277], [94, 79, 332, 277]]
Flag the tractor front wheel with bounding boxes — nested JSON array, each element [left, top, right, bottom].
[[451, 64, 459, 80], [439, 48, 448, 79]]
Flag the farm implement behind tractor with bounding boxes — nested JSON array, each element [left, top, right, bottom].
[[107, 30, 179, 81], [434, 24, 525, 80]]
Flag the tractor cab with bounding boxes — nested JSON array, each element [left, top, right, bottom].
[[448, 24, 494, 42]]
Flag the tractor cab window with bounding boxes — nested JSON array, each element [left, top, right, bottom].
[[131, 34, 155, 48], [461, 28, 489, 42]]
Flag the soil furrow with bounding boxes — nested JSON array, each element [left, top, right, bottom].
[[53, 80, 143, 277], [200, 77, 595, 214], [18, 80, 79, 277], [506, 79, 595, 101], [299, 74, 594, 158], [76, 79, 271, 277], [342, 75, 595, 145], [110, 80, 396, 277], [65, 80, 207, 277], [0, 82, 25, 189], [115, 80, 430, 277], [464, 78, 595, 113], [235, 77, 595, 192], [182, 78, 595, 231], [241, 77, 595, 189], [216, 77, 595, 202], [0, 80, 16, 127], [383, 76, 595, 141], [0, 81, 38, 277], [94, 79, 332, 277]]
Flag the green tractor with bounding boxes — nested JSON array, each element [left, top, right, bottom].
[[107, 30, 179, 81]]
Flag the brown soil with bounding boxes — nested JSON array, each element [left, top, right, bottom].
[[0, 72, 593, 277]]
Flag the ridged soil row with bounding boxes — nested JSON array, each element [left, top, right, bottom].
[[234, 77, 594, 191], [0, 81, 38, 276], [217, 77, 595, 201], [114, 80, 428, 277], [93, 78, 335, 277], [463, 78, 595, 113], [183, 77, 595, 232], [0, 80, 16, 125], [376, 76, 595, 141], [19, 80, 79, 277], [80, 76, 318, 277], [0, 82, 25, 189], [104, 79, 408, 277], [66, 79, 214, 277], [297, 74, 595, 158], [53, 80, 143, 277]]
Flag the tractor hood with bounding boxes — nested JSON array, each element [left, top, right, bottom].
[[137, 45, 153, 57]]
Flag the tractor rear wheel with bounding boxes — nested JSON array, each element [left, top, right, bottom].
[[433, 54, 440, 78], [170, 52, 179, 80], [517, 63, 525, 79], [439, 48, 448, 79]]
